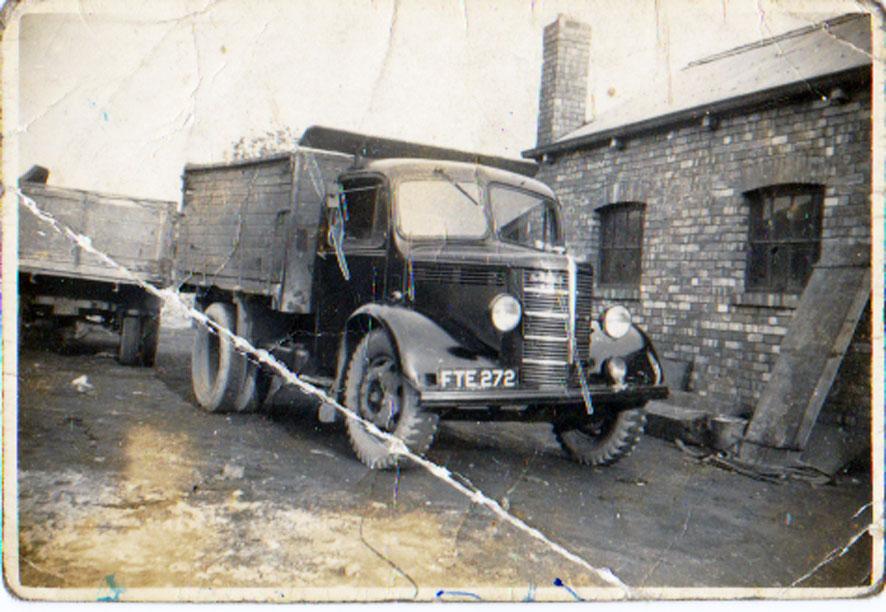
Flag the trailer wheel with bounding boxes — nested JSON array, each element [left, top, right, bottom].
[[118, 316, 143, 366], [118, 314, 161, 366], [555, 407, 647, 467], [344, 329, 438, 470], [191, 302, 247, 412], [140, 314, 161, 367]]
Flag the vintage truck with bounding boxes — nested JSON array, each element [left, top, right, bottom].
[[175, 127, 667, 469], [18, 167, 175, 366]]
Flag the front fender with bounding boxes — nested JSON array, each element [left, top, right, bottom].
[[334, 304, 501, 395], [588, 323, 663, 383], [589, 323, 645, 365]]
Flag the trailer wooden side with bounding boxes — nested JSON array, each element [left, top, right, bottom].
[[176, 148, 352, 313], [19, 183, 175, 285]]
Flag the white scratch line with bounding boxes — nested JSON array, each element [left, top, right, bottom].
[[15, 188, 631, 596], [790, 523, 877, 586]]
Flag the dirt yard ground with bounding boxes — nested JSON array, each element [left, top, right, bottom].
[[10, 320, 875, 600]]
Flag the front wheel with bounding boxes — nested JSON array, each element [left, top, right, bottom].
[[555, 407, 647, 467], [344, 329, 438, 470]]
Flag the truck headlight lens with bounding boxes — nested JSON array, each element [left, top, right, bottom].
[[490, 294, 522, 332], [602, 306, 632, 339]]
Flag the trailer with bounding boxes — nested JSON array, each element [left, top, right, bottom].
[[18, 167, 176, 366]]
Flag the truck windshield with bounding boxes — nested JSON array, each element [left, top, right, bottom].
[[490, 185, 563, 251], [397, 179, 489, 240]]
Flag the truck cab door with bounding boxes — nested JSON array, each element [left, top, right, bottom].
[[314, 174, 390, 368]]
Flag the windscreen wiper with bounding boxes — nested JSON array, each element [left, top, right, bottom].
[[433, 168, 481, 207]]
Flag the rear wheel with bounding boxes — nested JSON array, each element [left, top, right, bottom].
[[191, 302, 247, 412], [233, 301, 270, 413], [344, 329, 438, 469], [555, 407, 647, 466]]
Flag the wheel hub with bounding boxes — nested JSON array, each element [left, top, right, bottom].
[[579, 411, 616, 438], [359, 357, 402, 431]]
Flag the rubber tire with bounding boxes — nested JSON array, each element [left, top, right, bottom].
[[236, 364, 271, 413], [118, 316, 142, 366], [344, 329, 438, 470], [555, 407, 647, 467], [191, 302, 248, 412], [118, 314, 160, 367], [140, 314, 161, 367], [232, 303, 270, 413]]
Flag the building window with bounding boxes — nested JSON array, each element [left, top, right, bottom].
[[746, 184, 823, 293], [598, 202, 644, 286]]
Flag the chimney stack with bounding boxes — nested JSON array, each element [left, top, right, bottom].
[[536, 15, 591, 147]]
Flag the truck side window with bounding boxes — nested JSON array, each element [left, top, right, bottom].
[[340, 177, 386, 245]]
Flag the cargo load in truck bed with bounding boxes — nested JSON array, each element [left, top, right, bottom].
[[175, 148, 353, 313], [19, 179, 175, 285]]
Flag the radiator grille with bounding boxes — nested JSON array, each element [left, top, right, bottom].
[[521, 268, 570, 387], [521, 265, 594, 388]]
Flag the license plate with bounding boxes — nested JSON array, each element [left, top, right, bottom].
[[438, 368, 518, 389]]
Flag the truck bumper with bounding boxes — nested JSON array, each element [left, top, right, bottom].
[[419, 384, 669, 409]]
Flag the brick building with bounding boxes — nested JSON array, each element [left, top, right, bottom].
[[524, 14, 873, 468]]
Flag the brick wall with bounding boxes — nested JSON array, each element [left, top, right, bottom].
[[536, 16, 591, 147], [537, 83, 872, 415]]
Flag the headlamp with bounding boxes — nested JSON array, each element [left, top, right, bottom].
[[489, 294, 522, 332], [602, 305, 632, 339]]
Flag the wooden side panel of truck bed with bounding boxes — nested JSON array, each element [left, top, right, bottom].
[[176, 148, 352, 313], [19, 183, 175, 285]]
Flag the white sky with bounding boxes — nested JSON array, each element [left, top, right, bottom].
[[7, 0, 863, 201]]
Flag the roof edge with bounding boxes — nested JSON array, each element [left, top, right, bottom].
[[685, 13, 869, 69], [522, 65, 871, 160]]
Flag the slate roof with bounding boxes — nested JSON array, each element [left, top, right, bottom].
[[524, 13, 871, 158]]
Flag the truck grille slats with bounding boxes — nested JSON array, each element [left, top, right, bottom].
[[521, 266, 593, 389], [575, 268, 593, 358], [523, 292, 569, 313], [524, 341, 570, 362], [412, 263, 506, 287], [522, 361, 569, 387], [522, 316, 568, 336]]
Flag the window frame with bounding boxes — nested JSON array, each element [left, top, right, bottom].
[[597, 202, 645, 288], [490, 182, 564, 252], [745, 183, 824, 294], [337, 173, 389, 251], [393, 177, 492, 243]]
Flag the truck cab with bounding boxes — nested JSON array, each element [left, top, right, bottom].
[[315, 158, 666, 467]]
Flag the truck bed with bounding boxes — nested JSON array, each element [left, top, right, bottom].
[[19, 182, 176, 286], [175, 148, 352, 313]]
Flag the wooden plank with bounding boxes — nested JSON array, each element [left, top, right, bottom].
[[176, 156, 296, 294], [740, 243, 871, 460]]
